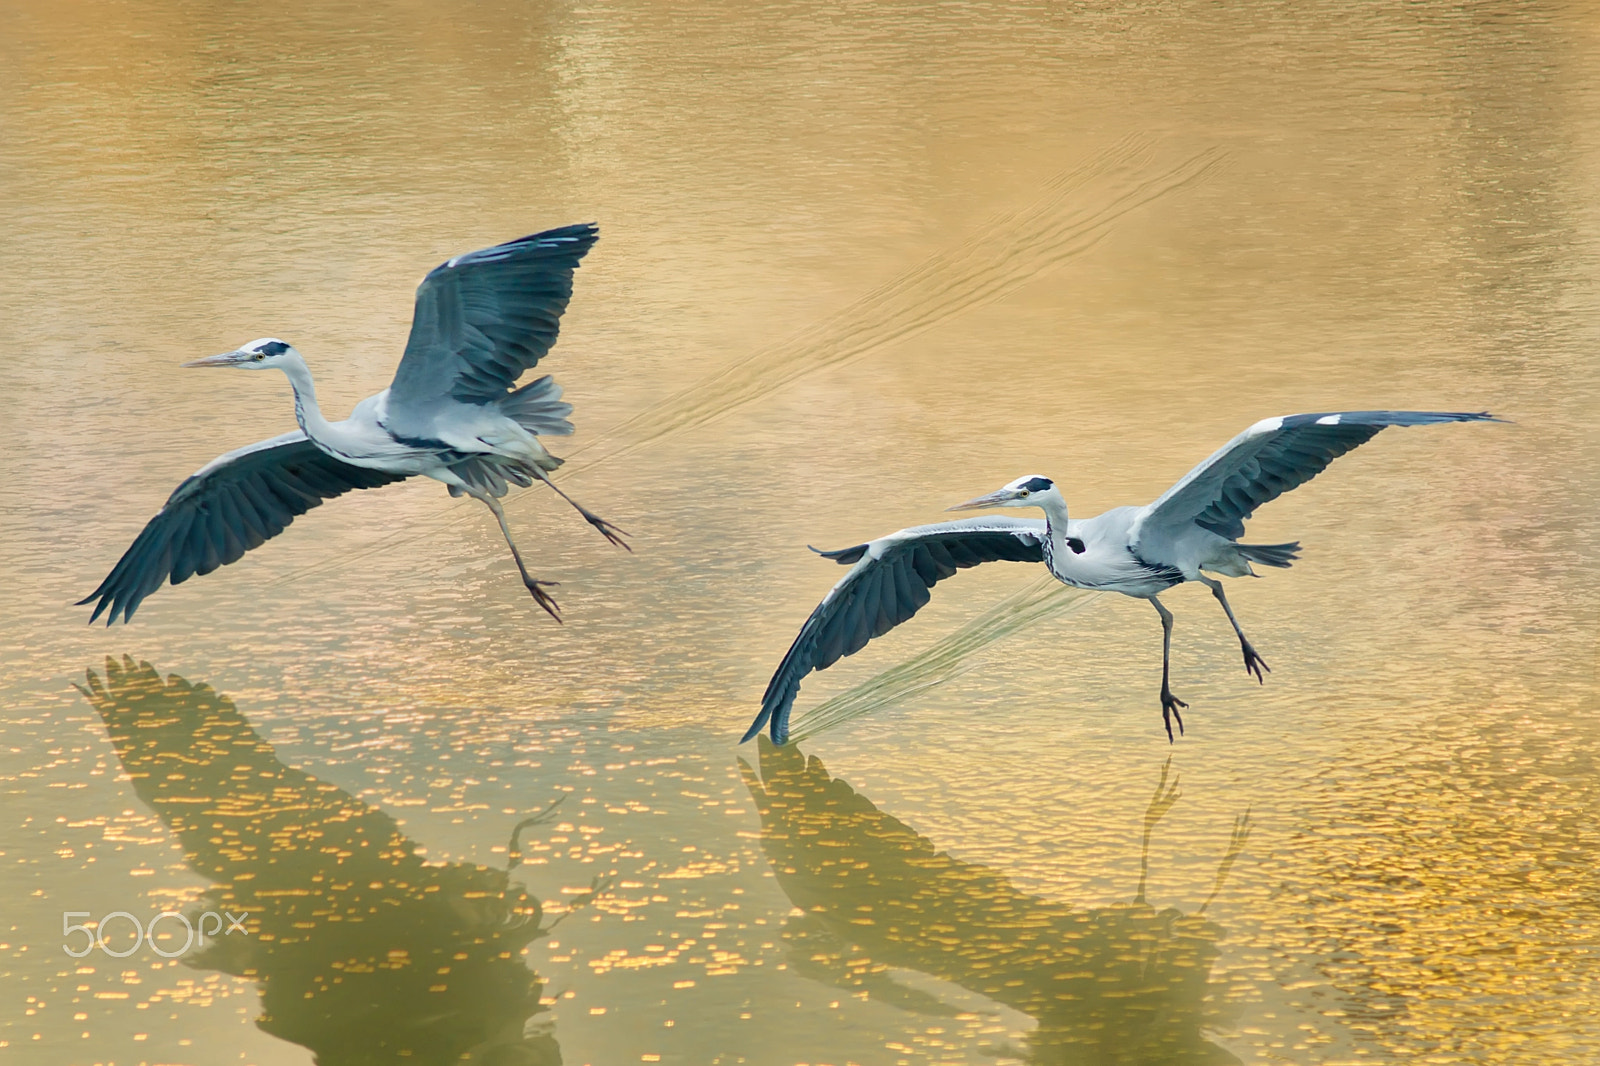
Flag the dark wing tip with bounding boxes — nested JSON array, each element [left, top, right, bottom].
[[1425, 410, 1506, 423], [1281, 409, 1509, 429], [1392, 410, 1509, 427], [508, 222, 600, 254], [739, 711, 769, 745], [539, 221, 598, 238], [809, 543, 868, 565], [747, 662, 801, 745], [76, 586, 118, 625], [429, 223, 602, 278]]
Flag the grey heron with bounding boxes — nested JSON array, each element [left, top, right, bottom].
[[743, 410, 1501, 745], [79, 223, 626, 625]]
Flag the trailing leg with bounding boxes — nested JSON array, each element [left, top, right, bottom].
[[528, 467, 631, 551], [1148, 596, 1187, 742], [1197, 574, 1269, 683], [472, 490, 562, 621]]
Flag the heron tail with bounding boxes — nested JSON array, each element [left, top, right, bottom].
[[447, 450, 575, 498], [1236, 540, 1301, 568], [497, 375, 575, 437]]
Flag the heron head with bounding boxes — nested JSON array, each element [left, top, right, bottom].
[[182, 338, 298, 370], [947, 475, 1060, 511]]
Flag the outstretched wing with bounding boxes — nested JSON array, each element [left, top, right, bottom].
[[1133, 410, 1501, 545], [744, 517, 1046, 745], [386, 224, 599, 426], [78, 433, 408, 625]]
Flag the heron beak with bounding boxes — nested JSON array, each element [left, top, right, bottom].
[[946, 489, 1017, 512], [181, 350, 251, 368]]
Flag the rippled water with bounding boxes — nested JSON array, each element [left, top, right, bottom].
[[2, 2, 1597, 1063]]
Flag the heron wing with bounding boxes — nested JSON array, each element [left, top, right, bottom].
[[743, 517, 1046, 745], [78, 432, 408, 624], [1132, 410, 1501, 545], [386, 224, 600, 424]]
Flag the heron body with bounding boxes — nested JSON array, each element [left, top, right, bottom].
[[744, 410, 1502, 745], [259, 351, 566, 486], [80, 223, 626, 625]]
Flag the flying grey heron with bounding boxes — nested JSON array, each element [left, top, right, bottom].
[[743, 410, 1501, 745], [79, 223, 626, 625]]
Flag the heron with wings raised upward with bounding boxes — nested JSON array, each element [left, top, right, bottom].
[[744, 410, 1501, 745], [79, 223, 626, 625]]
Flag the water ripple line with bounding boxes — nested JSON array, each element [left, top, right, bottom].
[[576, 138, 1223, 467]]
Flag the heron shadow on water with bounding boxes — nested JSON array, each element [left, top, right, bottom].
[[76, 657, 608, 1066], [740, 738, 1252, 1065], [78, 224, 629, 627]]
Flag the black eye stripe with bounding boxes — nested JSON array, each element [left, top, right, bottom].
[[258, 340, 290, 356], [1020, 477, 1054, 493]]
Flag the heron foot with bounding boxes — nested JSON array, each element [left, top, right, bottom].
[[1160, 688, 1188, 743], [524, 578, 562, 622], [585, 513, 631, 552], [1242, 642, 1270, 684]]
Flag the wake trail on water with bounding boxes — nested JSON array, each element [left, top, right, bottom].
[[786, 576, 1101, 744], [572, 138, 1222, 466], [278, 137, 1224, 587]]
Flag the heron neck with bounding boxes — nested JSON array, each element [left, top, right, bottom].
[[277, 356, 333, 441], [1037, 494, 1070, 533], [1037, 495, 1073, 566]]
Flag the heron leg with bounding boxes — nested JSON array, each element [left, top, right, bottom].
[[1149, 596, 1187, 742], [473, 491, 562, 622], [527, 468, 631, 551], [1197, 575, 1269, 683]]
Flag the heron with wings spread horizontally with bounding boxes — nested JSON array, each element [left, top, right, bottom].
[[744, 410, 1501, 745], [79, 224, 627, 625]]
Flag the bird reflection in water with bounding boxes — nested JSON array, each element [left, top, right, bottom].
[[740, 740, 1251, 1065], [77, 657, 579, 1066]]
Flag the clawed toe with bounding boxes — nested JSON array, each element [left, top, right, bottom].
[[1160, 690, 1188, 743], [591, 517, 632, 552], [526, 579, 562, 622], [575, 505, 631, 551], [1242, 644, 1270, 684]]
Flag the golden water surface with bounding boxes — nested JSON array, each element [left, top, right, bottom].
[[1, 2, 1597, 1063]]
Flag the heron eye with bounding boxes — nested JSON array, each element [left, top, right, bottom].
[[253, 353, 264, 361], [1018, 490, 1030, 497]]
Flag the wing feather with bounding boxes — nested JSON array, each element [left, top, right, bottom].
[[850, 567, 882, 654], [743, 518, 1046, 745], [172, 514, 207, 585], [386, 224, 599, 428], [1134, 410, 1500, 546], [193, 511, 224, 578], [78, 433, 408, 624]]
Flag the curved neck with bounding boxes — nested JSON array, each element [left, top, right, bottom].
[[1036, 493, 1074, 576], [276, 354, 333, 440], [1037, 492, 1070, 534]]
